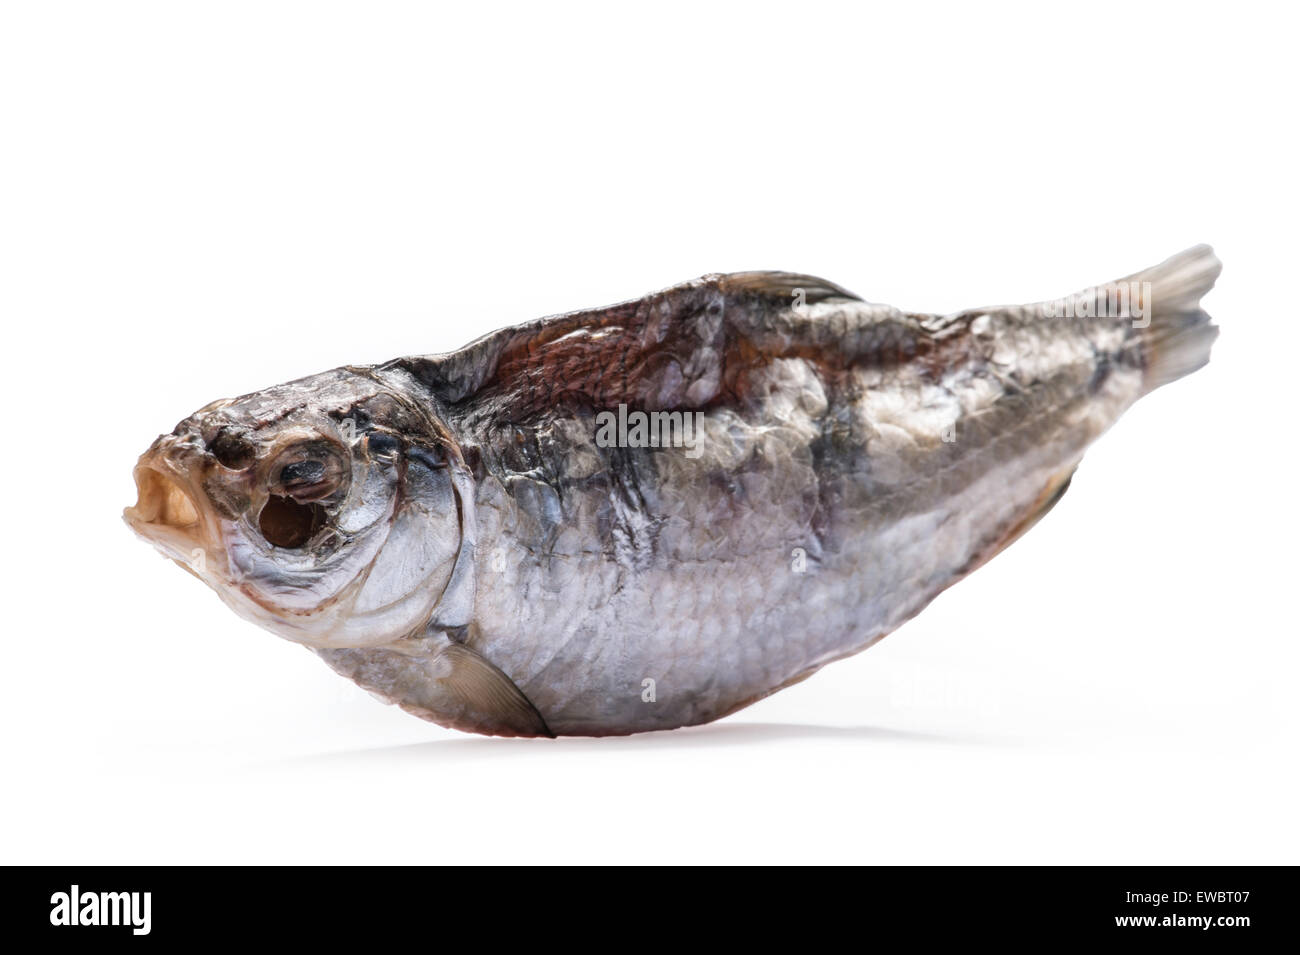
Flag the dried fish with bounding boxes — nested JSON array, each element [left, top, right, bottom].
[[125, 246, 1220, 736]]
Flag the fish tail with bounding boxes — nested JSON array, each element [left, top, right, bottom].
[[1124, 244, 1222, 393]]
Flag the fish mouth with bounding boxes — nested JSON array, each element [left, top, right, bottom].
[[127, 465, 199, 528], [124, 461, 211, 566]]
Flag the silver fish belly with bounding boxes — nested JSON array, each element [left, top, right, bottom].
[[126, 246, 1220, 737]]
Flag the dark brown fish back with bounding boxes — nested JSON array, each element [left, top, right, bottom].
[[383, 272, 945, 424]]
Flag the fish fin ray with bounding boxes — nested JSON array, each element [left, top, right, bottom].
[[434, 643, 555, 738], [1123, 244, 1221, 393], [959, 465, 1077, 578], [316, 640, 553, 738], [716, 271, 862, 304]]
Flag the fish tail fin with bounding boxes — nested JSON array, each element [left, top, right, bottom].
[[1123, 244, 1222, 394]]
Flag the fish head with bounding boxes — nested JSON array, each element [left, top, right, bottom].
[[124, 368, 473, 649]]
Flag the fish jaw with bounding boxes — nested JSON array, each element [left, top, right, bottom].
[[123, 435, 229, 582]]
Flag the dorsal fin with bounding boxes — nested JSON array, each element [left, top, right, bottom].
[[716, 271, 862, 304]]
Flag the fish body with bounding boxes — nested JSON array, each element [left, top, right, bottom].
[[126, 246, 1220, 736]]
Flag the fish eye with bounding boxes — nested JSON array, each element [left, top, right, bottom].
[[259, 495, 325, 549], [280, 459, 326, 486], [268, 442, 347, 503]]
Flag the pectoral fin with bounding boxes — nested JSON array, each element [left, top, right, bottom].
[[317, 638, 553, 738], [430, 644, 554, 738]]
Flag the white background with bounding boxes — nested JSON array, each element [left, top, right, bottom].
[[2, 2, 1296, 864]]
